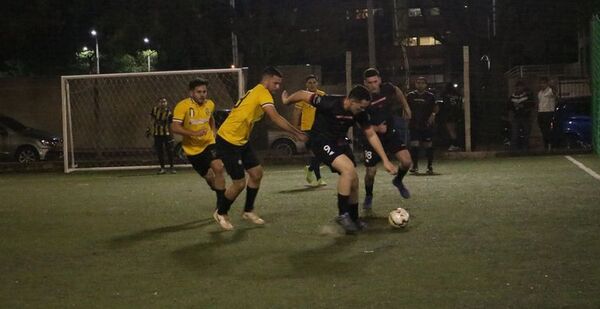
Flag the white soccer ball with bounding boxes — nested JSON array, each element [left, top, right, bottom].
[[388, 207, 410, 228]]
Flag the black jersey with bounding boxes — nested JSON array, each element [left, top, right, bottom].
[[366, 82, 398, 126], [309, 94, 369, 143], [406, 90, 437, 129]]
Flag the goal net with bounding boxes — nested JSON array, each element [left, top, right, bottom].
[[61, 68, 246, 173]]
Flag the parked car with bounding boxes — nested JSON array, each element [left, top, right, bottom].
[[550, 96, 592, 150], [0, 115, 62, 164], [174, 109, 307, 159]]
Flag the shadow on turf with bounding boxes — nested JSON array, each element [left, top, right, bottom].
[[108, 218, 213, 249], [277, 186, 331, 194], [170, 226, 262, 274]]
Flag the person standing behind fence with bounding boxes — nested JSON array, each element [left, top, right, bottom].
[[508, 80, 534, 150], [292, 74, 326, 186], [407, 77, 439, 175], [441, 83, 463, 152], [150, 97, 175, 174], [537, 77, 557, 150]]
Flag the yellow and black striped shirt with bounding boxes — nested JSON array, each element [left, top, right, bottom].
[[150, 106, 172, 136]]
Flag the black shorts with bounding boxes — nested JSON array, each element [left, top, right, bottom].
[[363, 129, 407, 167], [215, 135, 260, 180], [186, 144, 218, 177], [310, 138, 355, 174], [410, 128, 434, 143]]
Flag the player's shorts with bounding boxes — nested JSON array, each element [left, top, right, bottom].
[[186, 144, 218, 177], [363, 128, 407, 167], [410, 128, 434, 143], [215, 135, 260, 180], [310, 138, 355, 173], [393, 116, 410, 142]]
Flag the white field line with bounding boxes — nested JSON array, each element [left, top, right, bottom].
[[565, 156, 600, 181]]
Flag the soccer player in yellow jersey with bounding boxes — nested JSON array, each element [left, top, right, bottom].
[[171, 78, 226, 214], [291, 74, 326, 186], [214, 66, 307, 231]]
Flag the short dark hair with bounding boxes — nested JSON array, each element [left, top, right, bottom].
[[363, 68, 380, 79], [189, 78, 208, 90], [348, 85, 371, 102], [416, 76, 427, 82], [262, 66, 283, 78], [305, 74, 318, 82]]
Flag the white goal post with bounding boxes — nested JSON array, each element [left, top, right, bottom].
[[61, 68, 246, 173]]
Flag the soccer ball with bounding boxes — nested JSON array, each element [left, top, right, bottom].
[[388, 208, 410, 228]]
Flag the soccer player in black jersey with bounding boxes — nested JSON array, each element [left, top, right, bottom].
[[361, 68, 413, 212], [282, 85, 396, 234], [406, 77, 439, 174]]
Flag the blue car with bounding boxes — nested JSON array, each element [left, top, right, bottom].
[[551, 96, 592, 150]]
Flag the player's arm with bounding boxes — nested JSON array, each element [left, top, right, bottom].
[[209, 116, 217, 138], [394, 86, 411, 120], [428, 99, 440, 126], [291, 105, 302, 130], [281, 90, 314, 105], [170, 121, 207, 137], [262, 105, 308, 142], [362, 125, 397, 175]]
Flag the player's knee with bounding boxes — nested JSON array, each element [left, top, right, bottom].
[[230, 179, 247, 192], [365, 167, 377, 178]]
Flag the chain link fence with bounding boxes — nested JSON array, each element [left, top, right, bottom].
[[592, 15, 600, 155]]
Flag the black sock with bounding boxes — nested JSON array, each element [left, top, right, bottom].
[[410, 147, 419, 169], [244, 186, 259, 212], [337, 194, 350, 216], [215, 189, 225, 210], [348, 203, 359, 221], [450, 138, 457, 146], [394, 167, 408, 183], [426, 147, 434, 169], [310, 157, 322, 180], [365, 184, 373, 197], [218, 196, 234, 215]]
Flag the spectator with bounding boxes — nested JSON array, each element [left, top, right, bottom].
[[440, 83, 463, 151], [537, 77, 557, 150], [508, 80, 534, 150], [150, 97, 175, 174]]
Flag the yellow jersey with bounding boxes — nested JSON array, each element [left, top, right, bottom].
[[172, 98, 216, 156], [217, 84, 274, 146], [295, 89, 325, 131]]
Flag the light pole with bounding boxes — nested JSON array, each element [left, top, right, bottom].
[[90, 30, 100, 74], [143, 37, 151, 72]]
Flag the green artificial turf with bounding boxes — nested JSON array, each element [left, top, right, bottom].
[[1, 155, 599, 308]]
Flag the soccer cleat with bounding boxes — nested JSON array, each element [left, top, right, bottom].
[[354, 218, 368, 230], [316, 178, 327, 186], [308, 179, 320, 187], [448, 145, 460, 152], [363, 195, 373, 210], [213, 210, 234, 231], [335, 213, 358, 234], [304, 166, 315, 184], [169, 168, 177, 174], [242, 212, 265, 225], [157, 168, 166, 175], [409, 168, 419, 175], [426, 167, 434, 175], [392, 177, 411, 199]]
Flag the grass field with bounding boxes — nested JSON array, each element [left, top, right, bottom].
[[1, 154, 599, 308]]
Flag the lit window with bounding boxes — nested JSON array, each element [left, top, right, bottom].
[[430, 7, 440, 16], [355, 9, 369, 19], [408, 8, 422, 17], [419, 36, 442, 46], [403, 37, 418, 46]]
